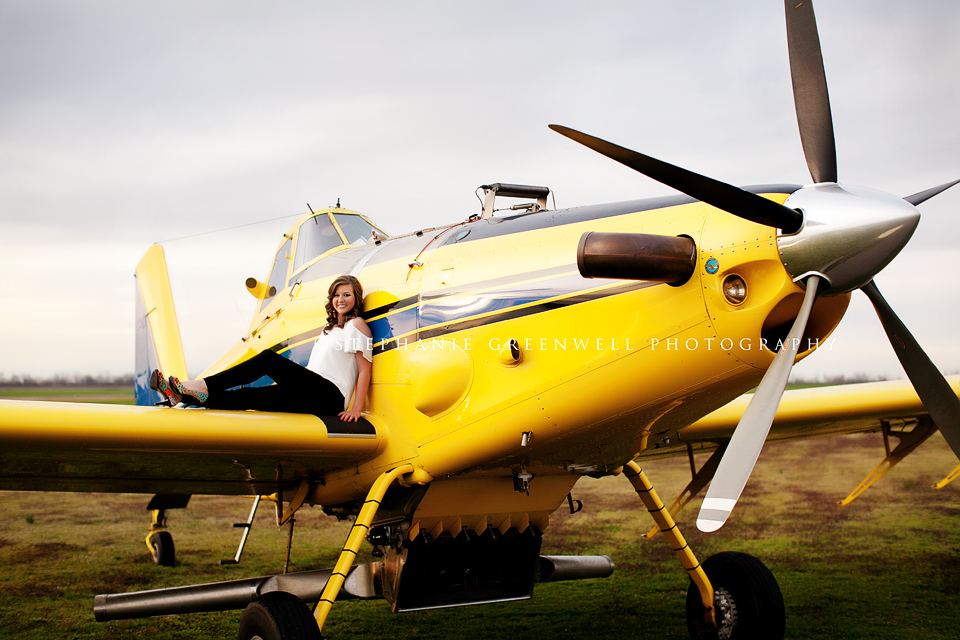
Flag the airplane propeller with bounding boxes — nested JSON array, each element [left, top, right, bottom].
[[785, 0, 837, 184], [861, 281, 960, 459], [904, 178, 960, 207], [697, 275, 822, 532], [547, 125, 803, 234], [551, 0, 960, 531]]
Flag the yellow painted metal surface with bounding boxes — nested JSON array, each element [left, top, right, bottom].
[[0, 399, 380, 495], [934, 464, 960, 489], [407, 473, 579, 540], [837, 418, 937, 506], [677, 377, 960, 448], [625, 461, 715, 626], [314, 464, 414, 631], [5, 192, 921, 515]]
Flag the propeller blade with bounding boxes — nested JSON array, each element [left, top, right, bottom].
[[697, 275, 822, 532], [861, 280, 960, 459], [903, 178, 960, 206], [549, 124, 803, 233], [785, 0, 838, 184]]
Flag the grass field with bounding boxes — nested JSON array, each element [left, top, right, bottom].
[[0, 386, 135, 404], [1, 391, 958, 639]]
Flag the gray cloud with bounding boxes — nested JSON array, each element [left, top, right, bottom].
[[1, 0, 958, 379]]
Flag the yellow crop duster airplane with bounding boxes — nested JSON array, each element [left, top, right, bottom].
[[1, 2, 959, 639]]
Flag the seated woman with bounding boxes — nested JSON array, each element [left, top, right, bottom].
[[150, 275, 372, 422]]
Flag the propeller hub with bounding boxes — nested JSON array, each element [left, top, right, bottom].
[[778, 183, 920, 295]]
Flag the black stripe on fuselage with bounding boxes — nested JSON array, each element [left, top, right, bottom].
[[376, 280, 657, 354], [267, 185, 799, 357], [363, 296, 418, 321], [269, 279, 656, 358], [438, 185, 800, 247]]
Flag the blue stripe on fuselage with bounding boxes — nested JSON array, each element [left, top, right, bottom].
[[368, 306, 418, 347]]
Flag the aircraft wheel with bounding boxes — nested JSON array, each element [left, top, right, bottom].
[[149, 530, 176, 567], [238, 592, 323, 640], [685, 551, 785, 640]]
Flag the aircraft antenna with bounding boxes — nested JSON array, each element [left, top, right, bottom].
[[154, 211, 303, 244], [307, 203, 320, 226]]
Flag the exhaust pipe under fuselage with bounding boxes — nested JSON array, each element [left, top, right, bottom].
[[93, 555, 614, 622]]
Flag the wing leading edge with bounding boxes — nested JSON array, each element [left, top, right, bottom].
[[680, 376, 960, 444], [0, 400, 380, 495]]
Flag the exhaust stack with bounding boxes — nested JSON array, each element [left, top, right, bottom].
[[577, 232, 696, 285]]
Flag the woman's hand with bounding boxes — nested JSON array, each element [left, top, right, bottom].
[[338, 408, 363, 422], [341, 328, 373, 424]]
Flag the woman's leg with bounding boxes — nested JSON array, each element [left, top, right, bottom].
[[203, 379, 344, 415], [303, 376, 346, 416], [203, 385, 289, 412], [201, 350, 345, 416], [203, 350, 317, 394]]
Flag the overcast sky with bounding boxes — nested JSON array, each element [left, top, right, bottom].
[[1, 0, 958, 381]]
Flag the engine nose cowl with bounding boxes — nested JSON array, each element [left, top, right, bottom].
[[778, 183, 920, 295]]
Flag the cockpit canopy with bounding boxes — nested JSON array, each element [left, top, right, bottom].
[[258, 209, 387, 312], [293, 211, 385, 272]]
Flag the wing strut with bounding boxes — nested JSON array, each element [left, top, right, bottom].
[[645, 444, 725, 539], [838, 418, 937, 506], [934, 465, 960, 490]]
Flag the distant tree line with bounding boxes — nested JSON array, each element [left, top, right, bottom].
[[0, 373, 135, 387], [789, 373, 889, 385]]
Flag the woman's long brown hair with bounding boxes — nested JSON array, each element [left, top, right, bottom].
[[322, 275, 364, 334]]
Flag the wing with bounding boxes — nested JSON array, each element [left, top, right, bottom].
[[0, 400, 381, 495], [630, 377, 959, 530], [679, 376, 958, 445]]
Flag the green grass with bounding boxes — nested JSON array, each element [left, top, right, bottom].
[[0, 386, 135, 404], [1, 392, 959, 639]]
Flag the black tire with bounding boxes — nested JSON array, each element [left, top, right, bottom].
[[686, 551, 785, 640], [238, 592, 323, 640], [149, 530, 176, 567]]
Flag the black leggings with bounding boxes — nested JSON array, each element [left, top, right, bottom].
[[201, 350, 345, 416]]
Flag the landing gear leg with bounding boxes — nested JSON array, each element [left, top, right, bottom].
[[644, 444, 724, 538], [312, 464, 414, 633], [144, 494, 189, 567], [624, 461, 715, 629], [624, 461, 786, 640], [233, 464, 415, 640], [146, 509, 175, 567]]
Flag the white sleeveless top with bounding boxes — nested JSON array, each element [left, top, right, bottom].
[[305, 321, 373, 409]]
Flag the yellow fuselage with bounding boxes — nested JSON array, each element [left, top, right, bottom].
[[199, 190, 849, 527]]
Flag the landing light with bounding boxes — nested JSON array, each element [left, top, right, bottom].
[[722, 275, 747, 305]]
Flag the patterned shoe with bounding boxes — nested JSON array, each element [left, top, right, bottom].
[[168, 375, 209, 405], [149, 369, 176, 400]]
